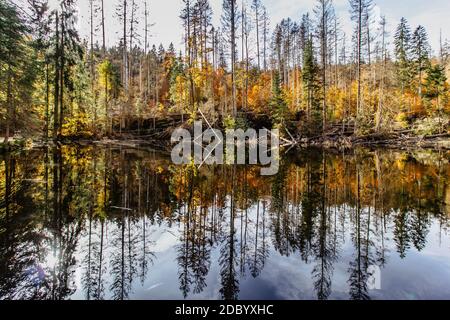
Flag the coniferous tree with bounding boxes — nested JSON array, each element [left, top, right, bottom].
[[349, 0, 372, 129], [411, 25, 431, 98], [394, 18, 413, 94], [302, 36, 320, 128], [314, 0, 335, 132], [221, 0, 239, 117]]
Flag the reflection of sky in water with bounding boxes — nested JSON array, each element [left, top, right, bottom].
[[68, 203, 450, 300], [2, 147, 450, 300]]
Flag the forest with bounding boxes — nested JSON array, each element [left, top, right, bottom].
[[0, 0, 449, 148]]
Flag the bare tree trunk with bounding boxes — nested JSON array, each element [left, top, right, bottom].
[[101, 0, 106, 54], [144, 1, 148, 104], [321, 3, 328, 134], [231, 0, 237, 117], [5, 62, 13, 144], [54, 12, 60, 140], [46, 63, 49, 140], [263, 8, 268, 71], [254, 3, 260, 70], [376, 17, 386, 132], [356, 0, 362, 131], [90, 0, 96, 132], [123, 0, 128, 93], [245, 12, 249, 111], [59, 13, 65, 137]]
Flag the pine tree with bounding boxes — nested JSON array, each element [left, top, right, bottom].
[[270, 71, 288, 127], [314, 0, 335, 133], [394, 18, 413, 94], [221, 0, 239, 116], [302, 36, 319, 127], [424, 64, 447, 133], [0, 0, 31, 143], [411, 25, 431, 97]]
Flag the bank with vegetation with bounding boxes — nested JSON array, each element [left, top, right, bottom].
[[0, 0, 449, 152]]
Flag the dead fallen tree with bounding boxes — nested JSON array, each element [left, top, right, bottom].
[[298, 125, 450, 150]]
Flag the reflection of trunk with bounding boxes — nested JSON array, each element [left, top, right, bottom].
[[313, 153, 333, 300], [97, 220, 104, 298], [356, 167, 362, 292], [86, 213, 92, 300], [253, 201, 260, 274], [348, 165, 369, 300], [120, 216, 125, 300], [220, 165, 239, 300], [4, 155, 11, 221]]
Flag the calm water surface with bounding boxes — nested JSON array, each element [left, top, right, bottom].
[[1, 146, 450, 300]]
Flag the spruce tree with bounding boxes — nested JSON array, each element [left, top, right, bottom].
[[302, 36, 320, 129], [411, 25, 431, 97], [394, 18, 413, 94], [270, 71, 288, 128]]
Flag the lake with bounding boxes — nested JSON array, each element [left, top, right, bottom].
[[0, 145, 449, 300]]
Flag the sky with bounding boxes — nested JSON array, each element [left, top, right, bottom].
[[15, 0, 450, 55]]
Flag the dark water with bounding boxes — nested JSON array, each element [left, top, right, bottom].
[[0, 146, 449, 300]]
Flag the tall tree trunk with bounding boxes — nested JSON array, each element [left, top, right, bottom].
[[356, 0, 362, 131], [5, 62, 13, 144], [54, 12, 60, 140], [46, 62, 50, 140], [255, 4, 260, 70], [101, 0, 106, 54], [376, 18, 386, 132], [59, 13, 65, 137], [231, 0, 237, 117]]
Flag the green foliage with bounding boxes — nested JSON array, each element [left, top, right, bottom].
[[424, 64, 447, 100], [301, 37, 321, 133], [270, 71, 289, 128], [411, 26, 431, 75], [223, 115, 236, 130], [394, 18, 414, 91]]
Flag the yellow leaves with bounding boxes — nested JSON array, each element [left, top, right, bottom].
[[156, 166, 164, 174], [62, 111, 94, 138], [248, 73, 271, 114], [395, 112, 409, 129], [327, 85, 347, 120]]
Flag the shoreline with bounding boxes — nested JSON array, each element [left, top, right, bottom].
[[2, 133, 449, 154]]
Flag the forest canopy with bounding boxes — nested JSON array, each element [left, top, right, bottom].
[[0, 0, 449, 143]]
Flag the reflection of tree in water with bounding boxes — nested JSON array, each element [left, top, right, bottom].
[[299, 160, 323, 263], [348, 166, 373, 301], [50, 147, 90, 300], [219, 166, 239, 300], [247, 200, 269, 278], [176, 165, 211, 298], [1, 146, 449, 300], [0, 153, 48, 299], [109, 156, 139, 300], [271, 160, 293, 256], [312, 155, 336, 301]]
